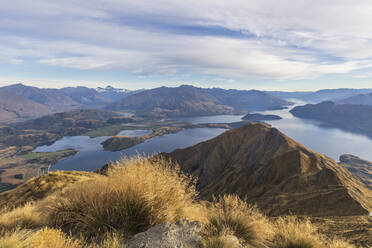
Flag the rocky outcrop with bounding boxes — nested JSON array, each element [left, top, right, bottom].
[[127, 220, 202, 248], [161, 123, 372, 216]]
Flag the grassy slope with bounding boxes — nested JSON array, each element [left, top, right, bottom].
[[0, 157, 364, 247]]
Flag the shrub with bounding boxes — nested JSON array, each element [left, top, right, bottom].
[[43, 156, 204, 238], [203, 195, 273, 247], [272, 216, 324, 248]]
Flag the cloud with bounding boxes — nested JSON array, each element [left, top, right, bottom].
[[1, 0, 372, 81]]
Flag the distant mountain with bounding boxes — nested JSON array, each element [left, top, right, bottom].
[[338, 92, 372, 106], [96, 85, 144, 102], [0, 84, 80, 112], [12, 109, 119, 133], [268, 88, 372, 103], [161, 123, 372, 216], [106, 85, 291, 117], [339, 154, 372, 190], [290, 101, 372, 136], [0, 92, 52, 122], [60, 86, 112, 108], [0, 83, 141, 122], [204, 87, 291, 111], [266, 91, 311, 100]]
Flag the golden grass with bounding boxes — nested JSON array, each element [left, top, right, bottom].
[[88, 233, 127, 248], [201, 236, 237, 248], [43, 156, 204, 238], [0, 156, 359, 248], [0, 171, 97, 210], [328, 238, 356, 248], [27, 228, 81, 248], [0, 229, 30, 248], [273, 216, 324, 248], [0, 203, 41, 232], [203, 195, 273, 247], [0, 228, 80, 248]]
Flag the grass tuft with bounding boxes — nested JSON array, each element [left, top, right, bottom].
[[0, 203, 41, 232], [272, 216, 324, 248], [203, 195, 273, 246], [43, 155, 204, 238], [27, 227, 81, 248]]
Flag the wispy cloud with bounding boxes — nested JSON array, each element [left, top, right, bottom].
[[1, 0, 372, 84]]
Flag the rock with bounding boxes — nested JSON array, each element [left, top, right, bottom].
[[127, 219, 202, 248], [94, 162, 115, 176]]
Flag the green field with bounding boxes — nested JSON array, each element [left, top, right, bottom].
[[83, 125, 145, 138], [20, 149, 78, 161]]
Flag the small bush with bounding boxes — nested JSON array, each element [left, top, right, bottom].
[[43, 156, 204, 238], [272, 216, 324, 248], [203, 195, 272, 247]]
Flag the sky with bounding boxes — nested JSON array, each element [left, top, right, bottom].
[[1, 0, 372, 91]]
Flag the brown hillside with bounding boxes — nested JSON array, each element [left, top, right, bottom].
[[162, 123, 372, 216], [0, 92, 51, 123]]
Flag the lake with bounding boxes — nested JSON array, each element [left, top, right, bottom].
[[254, 99, 372, 162], [34, 100, 372, 171], [34, 128, 227, 171]]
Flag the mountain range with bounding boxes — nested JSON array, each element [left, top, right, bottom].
[[106, 85, 291, 117], [338, 92, 372, 106], [268, 88, 372, 103], [290, 101, 372, 137], [162, 123, 372, 216], [0, 84, 135, 122]]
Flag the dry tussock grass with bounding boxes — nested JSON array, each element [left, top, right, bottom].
[[0, 229, 30, 248], [0, 203, 41, 232], [43, 156, 204, 238], [27, 228, 81, 248], [271, 216, 355, 248], [273, 216, 324, 248], [0, 228, 80, 248], [202, 236, 237, 248], [328, 238, 356, 248], [203, 195, 273, 247], [0, 156, 358, 248]]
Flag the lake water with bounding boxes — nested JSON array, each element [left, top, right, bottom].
[[171, 115, 245, 124], [34, 100, 372, 171], [254, 99, 372, 162], [34, 128, 226, 171]]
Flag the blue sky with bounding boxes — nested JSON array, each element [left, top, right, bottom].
[[1, 0, 372, 91]]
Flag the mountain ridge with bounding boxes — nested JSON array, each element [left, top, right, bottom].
[[106, 85, 291, 117], [161, 123, 372, 216]]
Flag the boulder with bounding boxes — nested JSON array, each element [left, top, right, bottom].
[[127, 219, 202, 248]]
